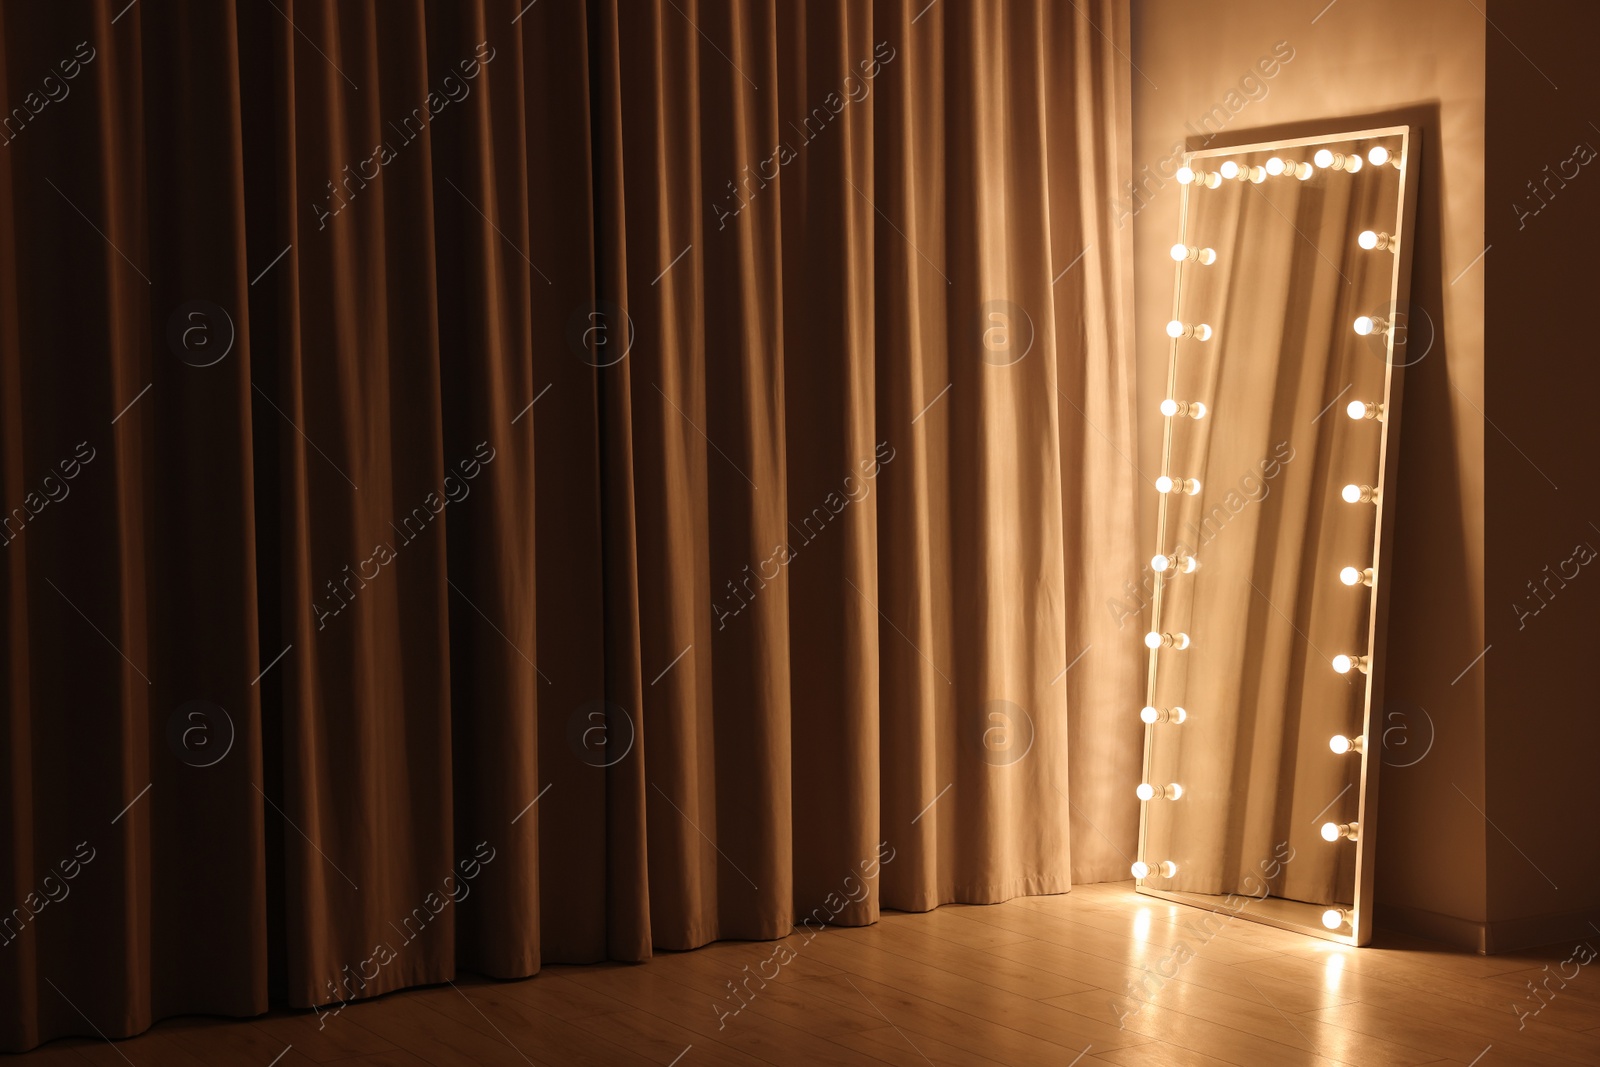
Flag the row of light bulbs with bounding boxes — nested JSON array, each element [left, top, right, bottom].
[[1177, 145, 1400, 189]]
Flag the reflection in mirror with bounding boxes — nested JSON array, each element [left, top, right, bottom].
[[1135, 127, 1419, 946]]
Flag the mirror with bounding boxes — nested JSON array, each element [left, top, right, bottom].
[[1134, 126, 1419, 945]]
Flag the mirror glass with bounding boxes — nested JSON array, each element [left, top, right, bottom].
[[1135, 127, 1418, 945]]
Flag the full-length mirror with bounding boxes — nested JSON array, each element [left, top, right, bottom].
[[1135, 127, 1420, 945]]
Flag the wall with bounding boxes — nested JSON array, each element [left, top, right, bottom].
[[1482, 0, 1600, 950], [1130, 0, 1490, 943]]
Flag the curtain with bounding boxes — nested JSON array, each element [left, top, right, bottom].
[[0, 0, 1137, 1051]]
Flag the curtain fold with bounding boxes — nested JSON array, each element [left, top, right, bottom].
[[0, 0, 1138, 1052]]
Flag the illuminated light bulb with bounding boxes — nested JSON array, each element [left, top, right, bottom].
[[1265, 156, 1286, 176], [1145, 631, 1191, 650], [1135, 783, 1156, 800], [1346, 400, 1384, 421], [1331, 654, 1369, 675], [1322, 907, 1352, 930], [1155, 475, 1174, 494], [1171, 243, 1218, 265], [1141, 705, 1187, 724], [1140, 705, 1160, 724], [1158, 398, 1203, 419], [1248, 166, 1267, 184], [1167, 320, 1212, 341], [1353, 315, 1392, 337], [1293, 161, 1314, 180], [1155, 475, 1201, 495], [1358, 230, 1398, 253], [1329, 734, 1365, 755], [1339, 566, 1374, 587], [1135, 782, 1185, 801], [1368, 146, 1391, 166], [1219, 160, 1240, 179], [1341, 483, 1380, 505], [1152, 552, 1199, 575], [1321, 820, 1360, 842], [1176, 166, 1195, 184], [1132, 860, 1178, 879], [1314, 149, 1362, 173]]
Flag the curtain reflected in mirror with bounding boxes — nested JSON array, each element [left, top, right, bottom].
[[1137, 128, 1418, 945]]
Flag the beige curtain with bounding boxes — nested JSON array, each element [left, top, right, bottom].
[[0, 0, 1139, 1051]]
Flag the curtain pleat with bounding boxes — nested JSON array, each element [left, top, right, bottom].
[[0, 0, 1137, 1051]]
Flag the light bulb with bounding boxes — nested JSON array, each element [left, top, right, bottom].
[[1265, 156, 1285, 176], [1155, 475, 1174, 494], [1294, 162, 1314, 180], [1315, 149, 1362, 173], [1342, 483, 1379, 504], [1321, 821, 1360, 842], [1132, 860, 1178, 879], [1140, 705, 1160, 724], [1185, 478, 1201, 495], [1358, 230, 1379, 250], [1320, 822, 1340, 842], [1249, 166, 1267, 184], [1175, 166, 1195, 185], [1152, 552, 1199, 575], [1169, 783, 1184, 799], [1146, 631, 1190, 650], [1340, 566, 1373, 587], [1171, 706, 1187, 723], [1353, 316, 1375, 336], [1156, 475, 1200, 495], [1144, 631, 1163, 650], [1138, 782, 1183, 803], [1368, 146, 1390, 166], [1136, 783, 1156, 801], [1188, 401, 1207, 419], [1141, 705, 1186, 724], [1331, 654, 1369, 675], [1160, 398, 1179, 417], [1321, 907, 1349, 930], [1171, 244, 1217, 265], [1219, 160, 1240, 179], [1329, 734, 1364, 755], [1347, 400, 1382, 421], [1166, 320, 1212, 341]]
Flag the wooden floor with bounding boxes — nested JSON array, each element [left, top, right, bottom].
[[12, 881, 1600, 1066]]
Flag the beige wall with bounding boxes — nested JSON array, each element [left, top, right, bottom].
[[1130, 0, 1490, 940], [1482, 1, 1600, 946]]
